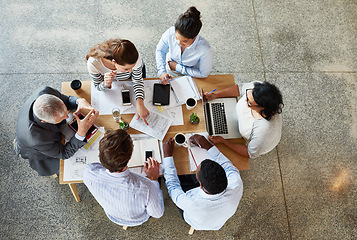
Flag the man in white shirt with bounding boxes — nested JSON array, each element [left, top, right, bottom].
[[162, 134, 243, 230], [83, 129, 164, 227]]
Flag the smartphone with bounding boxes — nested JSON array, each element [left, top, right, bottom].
[[145, 150, 153, 161], [121, 89, 131, 106]]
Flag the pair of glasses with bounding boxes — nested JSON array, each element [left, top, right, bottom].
[[246, 88, 257, 107]]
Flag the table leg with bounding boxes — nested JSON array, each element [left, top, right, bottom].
[[68, 183, 80, 202]]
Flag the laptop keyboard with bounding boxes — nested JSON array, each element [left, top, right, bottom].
[[211, 103, 228, 135]]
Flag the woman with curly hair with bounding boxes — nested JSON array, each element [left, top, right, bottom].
[[205, 81, 284, 159]]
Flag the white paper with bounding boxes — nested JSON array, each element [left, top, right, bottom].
[[129, 137, 162, 168], [90, 81, 136, 115], [169, 76, 201, 106], [63, 127, 105, 181], [186, 132, 211, 172], [129, 112, 172, 141]]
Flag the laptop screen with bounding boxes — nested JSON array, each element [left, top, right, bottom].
[[201, 88, 213, 136]]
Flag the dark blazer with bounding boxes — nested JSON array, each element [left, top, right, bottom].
[[15, 86, 86, 176]]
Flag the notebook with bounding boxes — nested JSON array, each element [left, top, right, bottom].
[[202, 88, 241, 139], [129, 137, 161, 168]]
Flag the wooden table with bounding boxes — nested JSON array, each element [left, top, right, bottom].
[[60, 74, 249, 202]]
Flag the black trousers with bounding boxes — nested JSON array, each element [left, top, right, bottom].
[[177, 174, 200, 219]]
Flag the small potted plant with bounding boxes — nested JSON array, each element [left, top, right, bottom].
[[119, 120, 129, 130], [190, 112, 200, 124]]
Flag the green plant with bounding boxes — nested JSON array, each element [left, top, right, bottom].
[[190, 112, 199, 122], [119, 120, 128, 129]]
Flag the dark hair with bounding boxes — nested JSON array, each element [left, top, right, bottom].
[[175, 6, 202, 39], [197, 159, 227, 194], [252, 82, 284, 120], [86, 39, 139, 65], [99, 129, 133, 172]]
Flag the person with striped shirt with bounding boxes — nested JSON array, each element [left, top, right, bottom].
[[86, 39, 150, 124], [83, 129, 164, 227]]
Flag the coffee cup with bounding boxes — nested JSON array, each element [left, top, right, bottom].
[[186, 98, 197, 110], [174, 133, 189, 147], [70, 79, 82, 91]]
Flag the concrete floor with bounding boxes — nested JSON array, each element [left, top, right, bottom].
[[1, 0, 356, 239]]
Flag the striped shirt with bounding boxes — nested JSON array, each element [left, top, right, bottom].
[[83, 163, 164, 226], [87, 56, 145, 99]]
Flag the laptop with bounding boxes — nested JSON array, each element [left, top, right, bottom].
[[201, 88, 241, 139]]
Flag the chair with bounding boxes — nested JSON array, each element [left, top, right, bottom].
[[188, 226, 195, 235]]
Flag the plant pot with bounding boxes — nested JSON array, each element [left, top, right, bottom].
[[190, 117, 200, 125], [119, 121, 130, 130]]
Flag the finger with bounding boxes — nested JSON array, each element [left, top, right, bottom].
[[142, 116, 149, 125], [84, 109, 95, 120], [144, 161, 148, 170], [147, 158, 152, 168], [73, 112, 81, 122]]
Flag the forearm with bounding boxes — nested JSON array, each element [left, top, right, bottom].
[[177, 50, 212, 78], [222, 139, 249, 158], [163, 157, 185, 201], [90, 73, 108, 91], [156, 48, 168, 76], [214, 85, 240, 98]]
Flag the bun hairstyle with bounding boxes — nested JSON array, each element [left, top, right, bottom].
[[86, 39, 139, 65], [175, 6, 202, 39]]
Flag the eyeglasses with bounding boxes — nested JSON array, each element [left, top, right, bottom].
[[245, 88, 258, 107]]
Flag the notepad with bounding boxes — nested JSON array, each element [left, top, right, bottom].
[[153, 83, 170, 106], [186, 132, 211, 171], [128, 137, 162, 168]]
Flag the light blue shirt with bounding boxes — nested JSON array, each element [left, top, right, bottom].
[[83, 163, 164, 226], [163, 146, 243, 230], [156, 26, 213, 78]]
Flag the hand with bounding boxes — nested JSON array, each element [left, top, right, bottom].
[[168, 60, 178, 71], [144, 157, 160, 181], [159, 73, 171, 85], [104, 71, 116, 89], [163, 138, 175, 158], [74, 109, 99, 137], [189, 134, 213, 151], [136, 98, 149, 125], [73, 109, 99, 137], [208, 135, 225, 144], [204, 91, 217, 100], [74, 98, 98, 115]]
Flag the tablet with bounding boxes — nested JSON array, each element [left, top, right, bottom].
[[153, 83, 170, 106]]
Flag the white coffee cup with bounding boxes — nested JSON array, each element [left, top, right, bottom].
[[174, 133, 189, 147], [186, 98, 197, 110]]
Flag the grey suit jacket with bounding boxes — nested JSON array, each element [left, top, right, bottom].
[[15, 86, 86, 176]]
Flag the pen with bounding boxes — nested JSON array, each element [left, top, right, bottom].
[[210, 89, 217, 93], [171, 85, 179, 103], [192, 138, 201, 148], [159, 75, 173, 84]]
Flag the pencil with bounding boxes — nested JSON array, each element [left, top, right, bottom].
[[189, 148, 198, 168]]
